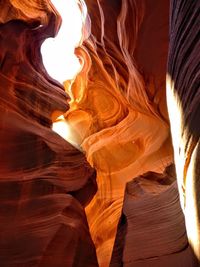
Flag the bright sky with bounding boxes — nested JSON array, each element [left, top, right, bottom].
[[41, 0, 84, 83]]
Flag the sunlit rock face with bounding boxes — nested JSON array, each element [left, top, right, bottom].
[[167, 0, 200, 262], [63, 0, 173, 265], [0, 0, 199, 267], [0, 1, 98, 266]]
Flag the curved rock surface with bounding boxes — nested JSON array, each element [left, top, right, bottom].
[[0, 1, 98, 266], [0, 0, 199, 267], [167, 0, 200, 261], [110, 168, 198, 266], [63, 0, 173, 265]]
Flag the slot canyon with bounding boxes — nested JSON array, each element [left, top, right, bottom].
[[0, 0, 199, 266]]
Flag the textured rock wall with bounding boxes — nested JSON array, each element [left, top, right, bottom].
[[0, 0, 199, 267], [64, 0, 173, 265], [0, 1, 98, 266], [110, 167, 198, 267], [167, 0, 200, 261]]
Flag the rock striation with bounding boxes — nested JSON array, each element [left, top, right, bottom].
[[167, 0, 200, 261], [110, 168, 198, 266], [65, 0, 173, 265], [0, 0, 199, 266], [0, 1, 98, 266]]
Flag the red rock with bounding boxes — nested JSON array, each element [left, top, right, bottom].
[[110, 169, 198, 266], [0, 1, 98, 266], [0, 0, 199, 266]]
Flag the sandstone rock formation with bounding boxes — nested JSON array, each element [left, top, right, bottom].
[[167, 0, 200, 261], [110, 167, 198, 267], [0, 0, 199, 267], [0, 1, 98, 266], [64, 0, 173, 265]]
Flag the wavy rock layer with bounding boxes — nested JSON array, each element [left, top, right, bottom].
[[0, 0, 199, 267], [110, 168, 198, 266], [0, 1, 98, 266], [63, 0, 173, 265]]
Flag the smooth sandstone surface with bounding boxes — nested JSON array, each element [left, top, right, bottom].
[[68, 1, 172, 265], [167, 0, 200, 261], [0, 0, 199, 267], [0, 1, 98, 266], [110, 169, 198, 266]]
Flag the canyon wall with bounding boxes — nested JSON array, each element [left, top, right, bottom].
[[0, 0, 199, 266], [167, 0, 200, 262], [0, 1, 98, 266]]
